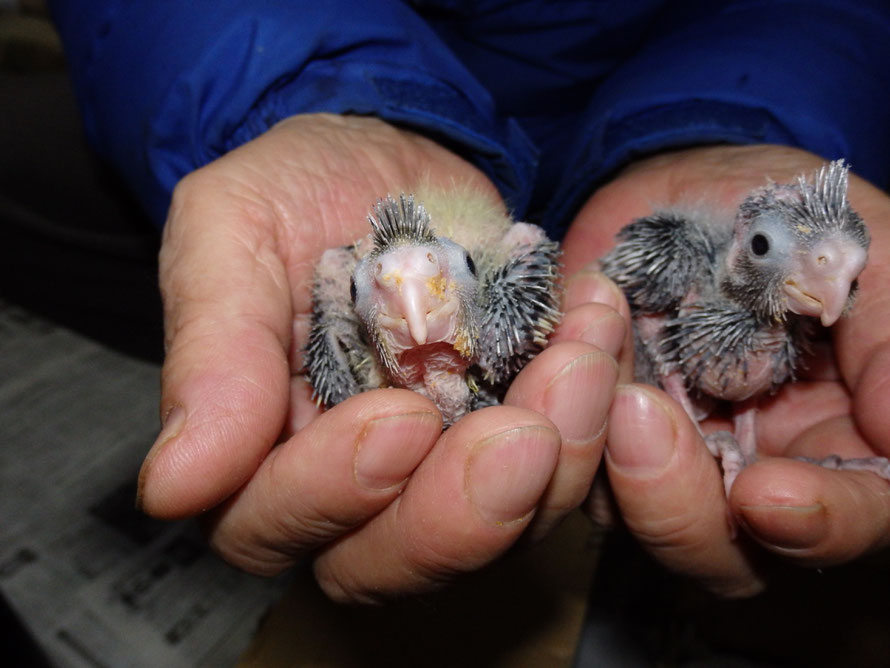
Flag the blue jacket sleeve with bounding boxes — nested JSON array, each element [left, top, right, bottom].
[[47, 0, 537, 226], [548, 0, 890, 228]]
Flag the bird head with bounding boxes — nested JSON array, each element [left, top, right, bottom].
[[351, 194, 480, 372], [723, 160, 869, 325]]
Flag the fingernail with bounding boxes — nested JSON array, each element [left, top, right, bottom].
[[354, 411, 441, 490], [607, 385, 676, 472], [467, 426, 560, 525], [545, 352, 617, 444], [136, 405, 186, 509], [738, 503, 828, 550], [578, 311, 625, 359], [565, 270, 623, 311]]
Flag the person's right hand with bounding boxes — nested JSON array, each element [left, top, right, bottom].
[[136, 113, 621, 603]]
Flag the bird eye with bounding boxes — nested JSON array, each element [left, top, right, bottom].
[[465, 253, 476, 276], [349, 277, 357, 303], [750, 233, 770, 256]]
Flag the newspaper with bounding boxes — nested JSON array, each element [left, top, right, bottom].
[[0, 301, 286, 667]]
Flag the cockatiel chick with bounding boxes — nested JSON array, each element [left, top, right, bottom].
[[600, 160, 890, 495], [305, 188, 561, 426]]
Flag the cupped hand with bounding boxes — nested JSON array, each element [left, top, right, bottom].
[[136, 113, 620, 602], [564, 144, 890, 597]]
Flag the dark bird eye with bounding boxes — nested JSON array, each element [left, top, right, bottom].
[[349, 277, 357, 303], [465, 253, 476, 276], [750, 233, 770, 256]]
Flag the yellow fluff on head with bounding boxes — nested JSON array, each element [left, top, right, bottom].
[[407, 175, 513, 250]]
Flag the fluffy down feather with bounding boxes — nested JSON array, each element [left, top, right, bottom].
[[305, 187, 561, 426], [601, 160, 890, 494]]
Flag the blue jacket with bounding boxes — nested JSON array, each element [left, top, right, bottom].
[[48, 0, 890, 235]]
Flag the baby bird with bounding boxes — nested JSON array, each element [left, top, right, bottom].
[[305, 188, 561, 426], [600, 160, 890, 494]]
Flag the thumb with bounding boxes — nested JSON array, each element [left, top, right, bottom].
[[605, 384, 766, 598], [138, 171, 293, 518]]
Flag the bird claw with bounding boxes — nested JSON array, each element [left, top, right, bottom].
[[796, 454, 890, 482]]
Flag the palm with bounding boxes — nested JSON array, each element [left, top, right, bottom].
[[564, 144, 890, 594], [566, 144, 890, 459], [170, 114, 499, 433]]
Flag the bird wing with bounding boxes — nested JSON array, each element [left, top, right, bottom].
[[600, 212, 716, 312], [659, 302, 813, 400], [305, 246, 378, 407], [475, 224, 561, 385]]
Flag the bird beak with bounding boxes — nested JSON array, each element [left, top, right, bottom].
[[782, 236, 867, 326], [401, 278, 430, 345], [375, 246, 449, 346]]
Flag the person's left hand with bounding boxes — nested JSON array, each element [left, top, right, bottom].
[[563, 144, 890, 597], [137, 113, 624, 603]]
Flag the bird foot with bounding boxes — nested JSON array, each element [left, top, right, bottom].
[[704, 430, 748, 538], [796, 454, 890, 482], [705, 430, 749, 499]]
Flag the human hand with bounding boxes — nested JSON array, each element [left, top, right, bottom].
[[563, 144, 890, 597], [136, 113, 620, 602]]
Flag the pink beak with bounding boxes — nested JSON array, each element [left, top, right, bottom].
[[375, 246, 442, 345], [400, 278, 431, 345], [782, 236, 867, 326]]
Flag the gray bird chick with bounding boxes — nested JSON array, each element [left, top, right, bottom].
[[305, 187, 561, 426], [600, 160, 890, 495]]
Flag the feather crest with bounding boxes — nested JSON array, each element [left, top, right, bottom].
[[740, 160, 868, 246], [795, 159, 850, 232], [369, 193, 437, 252]]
